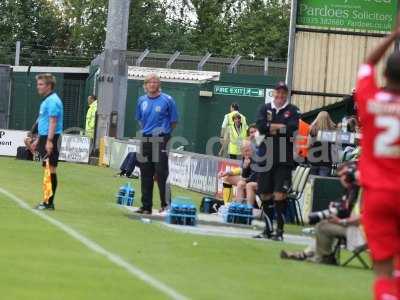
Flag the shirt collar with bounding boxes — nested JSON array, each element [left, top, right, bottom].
[[42, 91, 55, 101], [271, 99, 289, 113]]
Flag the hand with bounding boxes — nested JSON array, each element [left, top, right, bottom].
[[328, 216, 342, 225], [269, 123, 286, 135], [32, 139, 38, 152], [218, 171, 230, 178], [243, 158, 251, 168], [45, 140, 53, 155], [270, 124, 286, 130]]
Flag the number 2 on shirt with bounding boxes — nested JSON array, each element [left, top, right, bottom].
[[374, 116, 400, 157]]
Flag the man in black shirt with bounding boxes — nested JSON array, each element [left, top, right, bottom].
[[254, 82, 301, 240]]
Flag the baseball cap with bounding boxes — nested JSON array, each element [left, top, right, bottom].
[[275, 81, 288, 91]]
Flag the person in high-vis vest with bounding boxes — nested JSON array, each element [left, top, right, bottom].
[[220, 113, 249, 203], [85, 95, 97, 139], [227, 113, 248, 159], [219, 103, 247, 157]]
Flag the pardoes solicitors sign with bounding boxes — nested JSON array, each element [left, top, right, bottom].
[[298, 0, 398, 32]]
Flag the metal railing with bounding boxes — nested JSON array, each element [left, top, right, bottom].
[[125, 50, 287, 77]]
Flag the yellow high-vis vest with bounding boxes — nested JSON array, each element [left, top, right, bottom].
[[85, 101, 97, 139], [228, 123, 248, 156]]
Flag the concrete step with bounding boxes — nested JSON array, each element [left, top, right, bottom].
[[123, 205, 265, 229], [120, 205, 313, 246]]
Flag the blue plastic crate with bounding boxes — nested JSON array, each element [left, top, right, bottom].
[[166, 199, 197, 226], [223, 203, 253, 225], [116, 182, 135, 206]]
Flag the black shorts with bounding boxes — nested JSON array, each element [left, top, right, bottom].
[[38, 134, 60, 167], [257, 165, 292, 194]]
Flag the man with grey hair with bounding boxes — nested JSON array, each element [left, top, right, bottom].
[[135, 74, 179, 214]]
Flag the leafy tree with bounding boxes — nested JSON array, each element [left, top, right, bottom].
[[168, 0, 290, 59], [0, 0, 70, 65], [0, 0, 291, 66], [231, 0, 290, 59], [62, 0, 108, 52]]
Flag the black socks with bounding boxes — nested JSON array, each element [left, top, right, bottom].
[[48, 173, 58, 205], [262, 199, 275, 234], [275, 200, 288, 233]]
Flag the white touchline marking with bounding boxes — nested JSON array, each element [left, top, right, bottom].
[[0, 187, 188, 300]]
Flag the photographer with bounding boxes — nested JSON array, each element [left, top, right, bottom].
[[280, 162, 361, 265]]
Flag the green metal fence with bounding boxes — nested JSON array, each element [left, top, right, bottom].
[[9, 70, 88, 131]]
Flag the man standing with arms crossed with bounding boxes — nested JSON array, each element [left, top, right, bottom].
[[35, 74, 64, 210], [254, 82, 300, 241], [136, 74, 178, 215], [355, 16, 400, 300]]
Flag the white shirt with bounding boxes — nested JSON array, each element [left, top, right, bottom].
[[271, 99, 289, 114]]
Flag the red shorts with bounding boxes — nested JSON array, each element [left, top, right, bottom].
[[362, 188, 400, 262]]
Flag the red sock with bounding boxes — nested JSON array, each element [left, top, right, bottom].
[[375, 277, 397, 300]]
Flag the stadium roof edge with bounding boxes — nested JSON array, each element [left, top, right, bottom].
[[128, 66, 220, 84]]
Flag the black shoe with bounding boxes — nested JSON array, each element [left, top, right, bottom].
[[321, 254, 338, 266], [35, 202, 54, 211], [271, 230, 284, 241], [158, 206, 168, 214], [135, 207, 152, 215], [253, 230, 272, 239], [126, 174, 139, 179]]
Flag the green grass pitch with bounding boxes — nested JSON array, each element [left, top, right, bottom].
[[0, 157, 372, 299]]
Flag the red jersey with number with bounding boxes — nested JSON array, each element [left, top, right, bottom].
[[355, 64, 400, 191]]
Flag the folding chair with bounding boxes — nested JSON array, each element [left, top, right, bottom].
[[291, 166, 302, 187], [289, 166, 305, 194], [342, 244, 370, 269], [334, 237, 370, 269], [288, 166, 311, 226], [285, 166, 304, 223]]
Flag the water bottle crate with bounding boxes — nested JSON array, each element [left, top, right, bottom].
[[223, 203, 253, 225], [116, 183, 135, 207], [166, 201, 197, 226]]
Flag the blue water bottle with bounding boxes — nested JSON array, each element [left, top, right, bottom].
[[117, 185, 126, 205]]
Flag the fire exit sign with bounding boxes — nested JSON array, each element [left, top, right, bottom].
[[214, 85, 265, 98]]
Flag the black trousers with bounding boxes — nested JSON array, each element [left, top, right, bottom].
[[139, 136, 170, 211]]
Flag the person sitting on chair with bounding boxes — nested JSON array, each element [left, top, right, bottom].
[[280, 162, 362, 265], [218, 140, 258, 206]]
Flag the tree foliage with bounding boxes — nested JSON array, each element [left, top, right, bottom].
[[0, 0, 290, 66], [0, 0, 69, 65]]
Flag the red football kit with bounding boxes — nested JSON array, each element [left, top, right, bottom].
[[356, 63, 400, 262]]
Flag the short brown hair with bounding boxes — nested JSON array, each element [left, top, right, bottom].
[[36, 73, 56, 90]]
